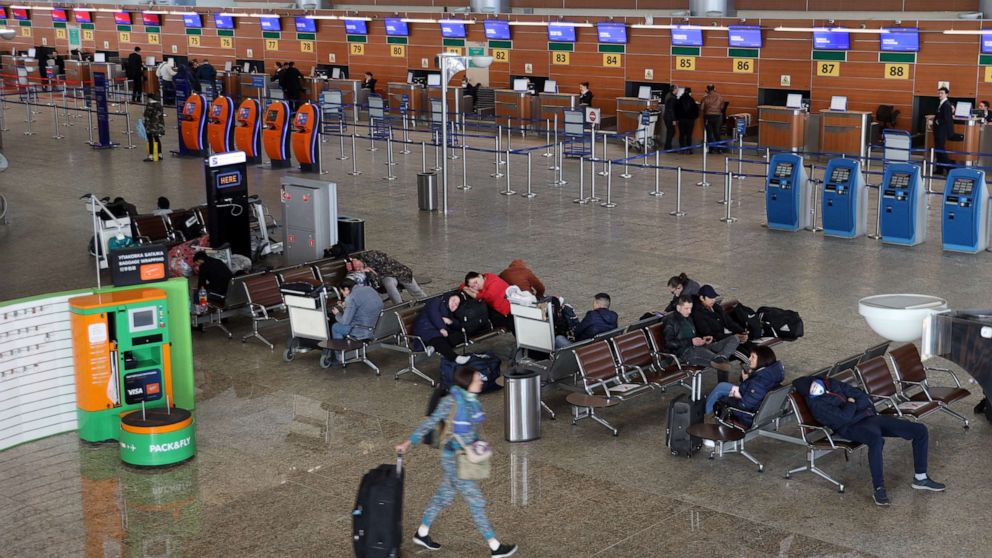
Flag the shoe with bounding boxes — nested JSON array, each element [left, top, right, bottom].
[[492, 544, 518, 558], [975, 397, 988, 414], [455, 355, 471, 365], [413, 533, 441, 551], [703, 439, 716, 448], [873, 487, 890, 506], [709, 360, 733, 373], [911, 476, 946, 492], [424, 345, 435, 358]]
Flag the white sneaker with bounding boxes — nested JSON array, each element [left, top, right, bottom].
[[703, 439, 716, 448], [424, 346, 435, 357], [455, 355, 471, 365]]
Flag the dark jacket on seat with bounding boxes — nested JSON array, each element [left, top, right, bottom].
[[662, 312, 697, 358], [412, 294, 454, 350], [794, 376, 876, 434], [729, 361, 785, 426], [573, 308, 618, 341], [691, 299, 743, 340]]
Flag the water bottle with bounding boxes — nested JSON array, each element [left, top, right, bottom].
[[198, 287, 207, 307]]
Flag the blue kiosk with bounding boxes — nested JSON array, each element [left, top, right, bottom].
[[821, 158, 868, 238], [941, 168, 989, 253], [765, 153, 810, 231], [879, 163, 927, 246]]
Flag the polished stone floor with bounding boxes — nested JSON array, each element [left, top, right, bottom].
[[1, 102, 991, 557]]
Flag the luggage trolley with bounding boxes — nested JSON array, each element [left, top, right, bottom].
[[280, 282, 338, 368], [320, 90, 347, 135], [630, 109, 659, 153], [367, 95, 391, 141], [562, 108, 591, 158], [430, 99, 460, 148]]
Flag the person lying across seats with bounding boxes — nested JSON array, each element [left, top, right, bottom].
[[413, 291, 472, 365], [350, 250, 427, 305], [664, 272, 701, 312], [703, 346, 784, 447], [795, 375, 946, 506], [554, 293, 617, 349], [691, 284, 749, 365], [461, 271, 513, 332], [662, 295, 737, 377]]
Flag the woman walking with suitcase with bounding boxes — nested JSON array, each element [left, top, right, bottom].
[[395, 367, 518, 557]]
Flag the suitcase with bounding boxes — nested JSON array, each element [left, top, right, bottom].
[[352, 457, 404, 558], [439, 352, 502, 392], [666, 394, 704, 457]]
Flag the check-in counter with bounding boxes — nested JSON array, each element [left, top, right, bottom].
[[388, 82, 425, 121], [239, 72, 269, 101], [426, 85, 471, 115], [326, 78, 361, 125], [978, 121, 992, 168], [219, 71, 240, 100], [926, 115, 983, 166], [305, 77, 325, 104], [538, 92, 577, 124], [64, 60, 91, 89], [819, 110, 871, 158], [758, 106, 809, 152], [616, 97, 660, 135], [144, 67, 159, 96], [495, 90, 534, 130]]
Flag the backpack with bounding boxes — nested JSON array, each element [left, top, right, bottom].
[[453, 293, 490, 337], [728, 303, 763, 340], [756, 306, 805, 340]]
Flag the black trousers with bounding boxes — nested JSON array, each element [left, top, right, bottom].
[[934, 133, 951, 174], [131, 77, 142, 102], [677, 119, 695, 152], [664, 120, 676, 150], [704, 114, 722, 152], [426, 336, 459, 361], [147, 136, 162, 160]]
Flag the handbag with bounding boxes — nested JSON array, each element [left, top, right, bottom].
[[136, 118, 147, 141], [452, 433, 492, 480]]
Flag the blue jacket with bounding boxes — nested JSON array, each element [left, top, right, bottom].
[[730, 361, 785, 426], [412, 295, 453, 350], [795, 376, 876, 434], [410, 387, 484, 450], [573, 308, 619, 341]]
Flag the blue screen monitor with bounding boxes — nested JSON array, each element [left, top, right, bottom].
[[728, 25, 762, 48], [295, 16, 316, 33], [344, 19, 367, 34], [982, 34, 992, 54], [813, 29, 850, 50], [671, 27, 703, 47], [440, 21, 466, 38], [484, 20, 510, 40], [214, 14, 234, 29], [597, 23, 627, 44], [259, 16, 281, 32], [880, 28, 919, 52], [547, 23, 576, 42], [385, 18, 408, 36], [182, 14, 202, 29]]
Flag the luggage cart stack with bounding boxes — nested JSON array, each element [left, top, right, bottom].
[[281, 282, 339, 368]]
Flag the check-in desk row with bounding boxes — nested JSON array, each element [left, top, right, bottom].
[[923, 115, 992, 167], [493, 91, 580, 130], [386, 83, 475, 123], [758, 106, 871, 157]]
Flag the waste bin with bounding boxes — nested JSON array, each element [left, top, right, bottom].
[[504, 369, 541, 442], [418, 172, 438, 211], [337, 216, 365, 253]]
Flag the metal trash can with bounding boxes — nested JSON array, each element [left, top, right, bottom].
[[504, 369, 541, 442], [337, 216, 365, 253], [418, 172, 438, 211]]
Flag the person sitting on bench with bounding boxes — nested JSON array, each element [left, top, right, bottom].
[[192, 251, 232, 306], [665, 273, 701, 312], [692, 284, 749, 356], [462, 272, 513, 332], [554, 293, 617, 349], [413, 292, 472, 365], [705, 345, 783, 423], [351, 250, 427, 305], [662, 295, 737, 378], [331, 278, 384, 342], [498, 259, 546, 299], [796, 376, 946, 506]]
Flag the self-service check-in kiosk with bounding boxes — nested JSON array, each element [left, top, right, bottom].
[[281, 176, 338, 265], [204, 151, 251, 258], [879, 163, 926, 246], [206, 96, 235, 154], [765, 153, 811, 231], [290, 101, 321, 173], [262, 100, 292, 168], [179, 92, 207, 155], [234, 99, 262, 163], [69, 288, 195, 467], [942, 168, 990, 253], [821, 158, 868, 238]]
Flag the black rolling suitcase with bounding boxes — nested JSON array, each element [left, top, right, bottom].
[[666, 394, 704, 457], [353, 456, 404, 557]]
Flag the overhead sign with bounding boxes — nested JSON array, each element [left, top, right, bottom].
[[108, 244, 168, 287]]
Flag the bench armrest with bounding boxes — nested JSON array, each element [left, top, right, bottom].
[[924, 367, 963, 388], [799, 423, 841, 449], [869, 394, 902, 415]]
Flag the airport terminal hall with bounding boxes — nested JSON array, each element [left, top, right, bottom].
[[7, 0, 992, 557]]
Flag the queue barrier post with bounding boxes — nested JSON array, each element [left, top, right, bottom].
[[620, 138, 632, 179], [670, 167, 687, 217], [720, 159, 737, 223], [600, 161, 617, 208], [574, 156, 589, 204], [696, 127, 710, 187], [500, 149, 516, 196], [521, 152, 536, 198], [348, 134, 362, 176], [458, 144, 471, 191], [650, 150, 664, 197]]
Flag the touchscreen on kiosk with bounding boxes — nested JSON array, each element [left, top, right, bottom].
[[890, 173, 910, 188], [385, 18, 408, 36], [951, 178, 974, 195], [214, 14, 235, 29], [295, 17, 316, 33], [266, 109, 279, 121], [484, 20, 511, 40], [829, 96, 848, 111], [547, 23, 576, 42], [182, 14, 202, 28], [880, 28, 919, 52], [813, 28, 850, 50], [774, 163, 793, 178], [142, 13, 161, 26], [238, 108, 250, 120], [344, 19, 367, 34], [114, 12, 131, 25], [440, 22, 466, 38], [543, 80, 558, 93], [671, 27, 703, 47], [129, 307, 158, 332], [830, 167, 851, 183], [51, 9, 68, 23], [728, 25, 762, 48], [259, 16, 281, 32], [597, 23, 627, 44]]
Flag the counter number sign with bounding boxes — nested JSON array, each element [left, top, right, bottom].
[[676, 56, 696, 71], [552, 52, 570, 65], [885, 64, 909, 80], [817, 62, 840, 77], [732, 59, 753, 74]]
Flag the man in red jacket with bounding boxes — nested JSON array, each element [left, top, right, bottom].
[[462, 271, 513, 331]]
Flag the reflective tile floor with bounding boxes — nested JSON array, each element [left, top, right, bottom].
[[1, 105, 991, 557]]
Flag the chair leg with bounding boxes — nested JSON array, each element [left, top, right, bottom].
[[940, 405, 969, 428], [359, 345, 379, 375], [394, 353, 435, 386], [589, 409, 619, 436], [541, 400, 556, 420], [571, 406, 618, 435], [241, 319, 274, 350], [786, 450, 845, 492]]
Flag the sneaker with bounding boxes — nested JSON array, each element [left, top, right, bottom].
[[492, 544, 518, 558], [873, 487, 890, 506], [911, 476, 946, 492], [424, 345, 435, 358], [455, 355, 471, 365], [413, 533, 441, 551], [703, 439, 716, 448]]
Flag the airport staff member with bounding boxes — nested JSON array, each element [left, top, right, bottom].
[[978, 100, 992, 123], [701, 84, 725, 153], [361, 72, 377, 95], [125, 47, 144, 103], [578, 82, 593, 106], [933, 86, 954, 176]]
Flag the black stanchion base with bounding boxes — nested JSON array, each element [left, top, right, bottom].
[[270, 160, 291, 168]]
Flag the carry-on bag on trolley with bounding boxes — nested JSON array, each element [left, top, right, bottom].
[[353, 456, 404, 558]]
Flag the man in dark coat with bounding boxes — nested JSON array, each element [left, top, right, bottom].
[[663, 84, 678, 150], [555, 293, 617, 349], [125, 47, 144, 102], [674, 87, 699, 154], [280, 61, 305, 110], [933, 86, 954, 175]]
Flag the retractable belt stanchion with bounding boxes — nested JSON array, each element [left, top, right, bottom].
[[598, 133, 609, 176], [549, 114, 559, 170], [348, 133, 362, 176], [458, 145, 471, 191], [337, 122, 348, 160], [383, 135, 397, 181], [0, 78, 7, 132], [650, 150, 663, 197], [368, 123, 378, 152], [670, 167, 687, 217], [400, 115, 411, 154], [421, 141, 428, 173], [867, 184, 883, 240], [589, 156, 599, 202], [620, 138, 632, 179], [86, 100, 95, 144], [543, 118, 553, 158], [491, 128, 504, 178], [807, 164, 823, 232], [574, 156, 589, 204], [737, 135, 745, 182], [51, 102, 63, 140], [433, 137, 441, 171], [718, 156, 731, 205], [601, 162, 616, 208], [551, 142, 566, 186], [24, 89, 35, 136], [720, 159, 737, 223], [927, 148, 936, 195], [761, 147, 771, 192], [500, 149, 516, 196], [123, 104, 135, 149], [697, 128, 710, 187], [521, 152, 536, 198]]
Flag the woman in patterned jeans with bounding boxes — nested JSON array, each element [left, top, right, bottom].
[[395, 367, 518, 557]]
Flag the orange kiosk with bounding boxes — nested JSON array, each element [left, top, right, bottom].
[[179, 92, 207, 156], [290, 101, 321, 173], [262, 100, 292, 168], [234, 99, 262, 163], [206, 96, 235, 154]]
